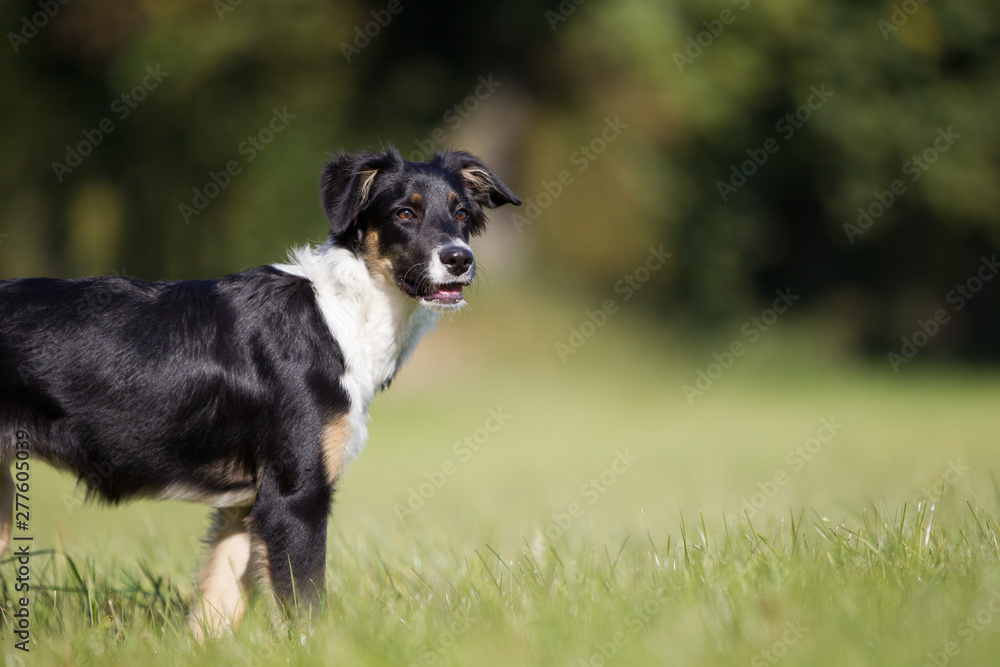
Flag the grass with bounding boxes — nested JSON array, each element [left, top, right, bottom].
[[2, 292, 1000, 665]]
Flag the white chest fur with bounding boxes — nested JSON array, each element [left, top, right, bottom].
[[273, 245, 440, 473]]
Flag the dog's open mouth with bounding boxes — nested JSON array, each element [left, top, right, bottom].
[[397, 278, 466, 305]]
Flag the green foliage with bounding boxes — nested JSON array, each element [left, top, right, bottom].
[[2, 322, 1000, 663], [5, 503, 1000, 665], [2, 0, 999, 355]]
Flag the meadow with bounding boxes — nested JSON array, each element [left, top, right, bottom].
[[3, 290, 1000, 666]]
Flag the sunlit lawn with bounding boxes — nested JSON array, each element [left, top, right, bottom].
[[3, 291, 1000, 665]]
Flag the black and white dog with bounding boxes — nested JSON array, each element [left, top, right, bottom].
[[0, 146, 519, 637]]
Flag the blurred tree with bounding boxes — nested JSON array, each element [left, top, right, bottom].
[[2, 0, 999, 359], [527, 0, 1000, 358]]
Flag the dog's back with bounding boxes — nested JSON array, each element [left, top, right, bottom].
[[0, 269, 345, 501]]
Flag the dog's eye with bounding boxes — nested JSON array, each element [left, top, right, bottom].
[[455, 209, 469, 221], [397, 208, 416, 221]]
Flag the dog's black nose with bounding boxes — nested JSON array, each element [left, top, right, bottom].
[[440, 246, 474, 276]]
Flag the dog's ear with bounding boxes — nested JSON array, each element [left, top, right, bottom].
[[433, 151, 521, 210], [321, 147, 402, 240]]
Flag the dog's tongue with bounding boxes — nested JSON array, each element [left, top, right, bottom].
[[428, 284, 464, 301]]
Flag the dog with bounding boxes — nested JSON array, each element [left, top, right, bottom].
[[0, 145, 520, 638]]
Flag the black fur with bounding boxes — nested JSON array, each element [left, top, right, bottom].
[[0, 145, 519, 624]]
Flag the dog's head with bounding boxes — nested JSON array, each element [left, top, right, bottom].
[[320, 146, 520, 310]]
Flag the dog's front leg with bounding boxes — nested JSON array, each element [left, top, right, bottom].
[[249, 461, 332, 614]]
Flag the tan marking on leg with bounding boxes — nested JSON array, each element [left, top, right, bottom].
[[322, 416, 351, 484], [0, 466, 12, 556], [189, 506, 255, 641]]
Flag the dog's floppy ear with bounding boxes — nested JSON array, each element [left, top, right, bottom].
[[321, 146, 402, 240], [433, 150, 521, 210]]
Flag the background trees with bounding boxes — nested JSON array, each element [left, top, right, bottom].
[[3, 0, 998, 359]]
